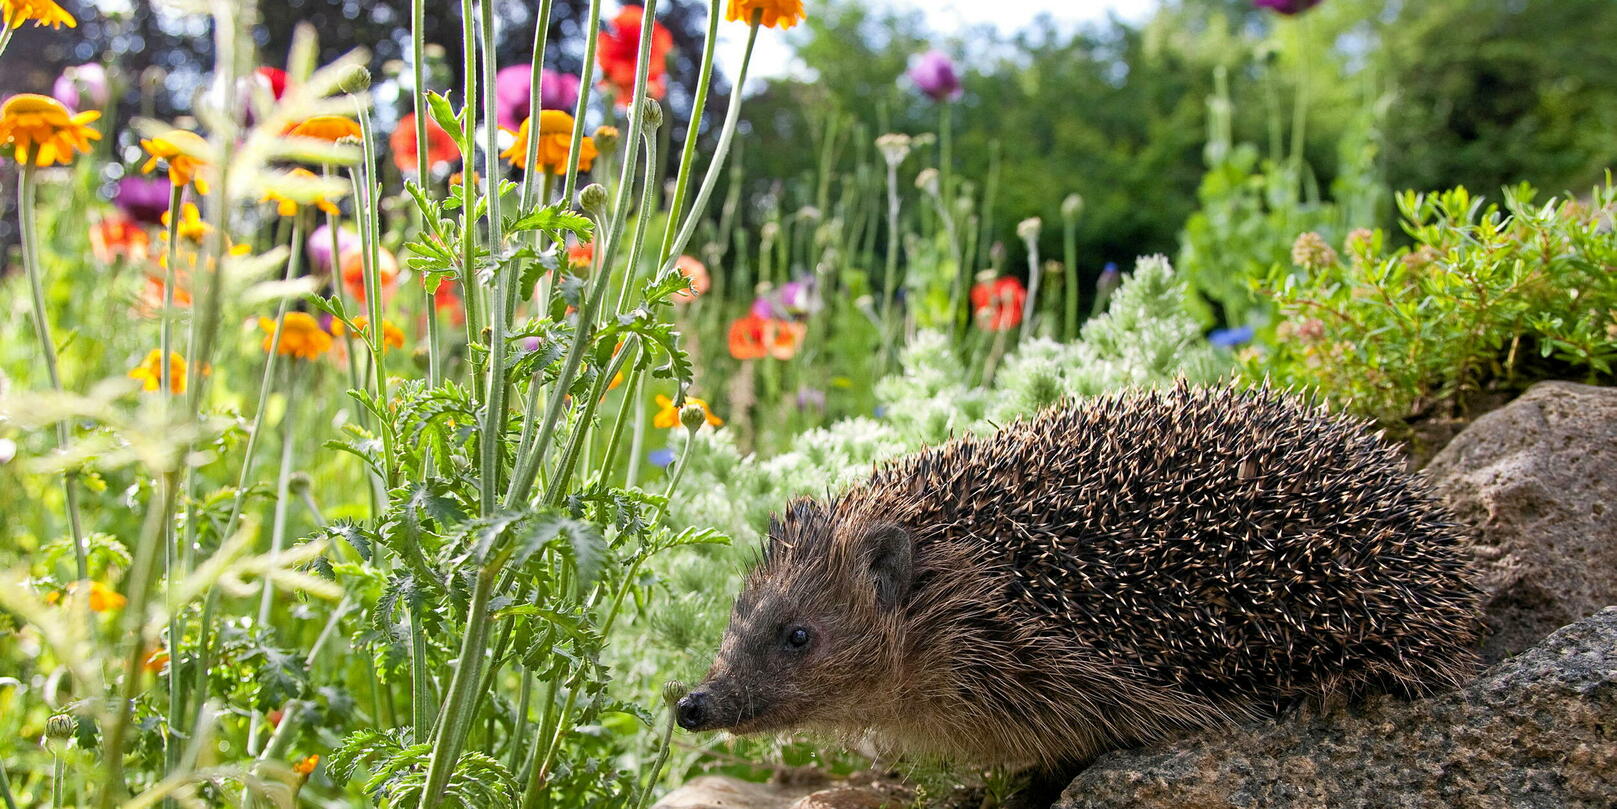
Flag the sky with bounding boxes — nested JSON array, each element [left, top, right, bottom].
[[720, 0, 1158, 87]]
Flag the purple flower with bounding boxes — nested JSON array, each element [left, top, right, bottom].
[[795, 387, 826, 411], [1208, 325, 1256, 348], [520, 336, 543, 352], [648, 448, 676, 468], [907, 50, 962, 102], [750, 296, 779, 319], [779, 278, 819, 316], [53, 63, 110, 112], [307, 224, 361, 274], [495, 64, 581, 132], [1253, 0, 1323, 14], [113, 176, 173, 225]]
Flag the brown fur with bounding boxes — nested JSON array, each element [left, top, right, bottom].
[[688, 385, 1482, 769]]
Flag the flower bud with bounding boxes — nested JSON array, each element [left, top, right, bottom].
[[1016, 217, 1042, 243], [875, 133, 912, 167], [45, 714, 75, 745], [639, 98, 663, 131], [679, 403, 707, 431], [339, 65, 372, 95], [1061, 193, 1084, 222], [662, 680, 689, 707], [593, 125, 619, 154], [578, 183, 609, 216], [914, 168, 940, 196], [288, 472, 312, 495]]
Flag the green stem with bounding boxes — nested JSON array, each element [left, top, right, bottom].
[[654, 0, 723, 267], [479, 0, 512, 516], [1017, 232, 1042, 344], [519, 0, 556, 211], [354, 97, 397, 488], [561, 0, 605, 204], [1063, 215, 1078, 340], [417, 560, 502, 809]]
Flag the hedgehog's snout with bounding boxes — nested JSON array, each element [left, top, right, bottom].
[[675, 690, 710, 731]]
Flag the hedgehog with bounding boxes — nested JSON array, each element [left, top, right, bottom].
[[676, 385, 1482, 773]]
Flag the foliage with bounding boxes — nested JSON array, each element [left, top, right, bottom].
[[1252, 179, 1617, 432]]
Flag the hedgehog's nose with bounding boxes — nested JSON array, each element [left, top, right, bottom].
[[676, 691, 709, 730]]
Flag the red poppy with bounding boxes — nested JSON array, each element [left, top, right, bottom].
[[728, 313, 769, 360], [256, 67, 288, 100], [568, 241, 595, 271], [340, 247, 400, 304], [90, 215, 151, 264], [390, 112, 460, 175], [970, 276, 1027, 331], [672, 255, 710, 303], [766, 319, 806, 360], [597, 5, 673, 105]]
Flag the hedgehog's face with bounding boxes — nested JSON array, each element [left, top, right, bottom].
[[677, 520, 913, 736]]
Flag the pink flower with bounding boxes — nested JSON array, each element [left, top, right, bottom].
[[907, 50, 961, 102], [495, 64, 581, 132], [53, 63, 110, 112], [307, 224, 361, 275]]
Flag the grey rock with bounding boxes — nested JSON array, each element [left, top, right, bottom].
[[1423, 381, 1617, 661], [1055, 607, 1617, 809]]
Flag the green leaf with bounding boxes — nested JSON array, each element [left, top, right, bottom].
[[426, 91, 467, 151]]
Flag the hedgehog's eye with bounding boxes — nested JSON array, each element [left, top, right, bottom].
[[782, 625, 811, 651]]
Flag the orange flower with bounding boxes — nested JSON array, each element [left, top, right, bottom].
[[970, 276, 1027, 331], [287, 116, 363, 142], [140, 275, 192, 315], [765, 319, 806, 360], [90, 216, 151, 264], [293, 754, 319, 777], [128, 349, 192, 395], [142, 648, 170, 673], [672, 255, 710, 304], [0, 93, 100, 167], [1, 0, 76, 28], [391, 112, 460, 175], [262, 167, 342, 217], [259, 312, 333, 360], [81, 581, 126, 613], [725, 0, 804, 29], [339, 247, 400, 304], [727, 313, 770, 360], [140, 129, 210, 193], [568, 241, 595, 270], [332, 316, 405, 350], [653, 394, 723, 429], [501, 110, 597, 174], [597, 6, 674, 103]]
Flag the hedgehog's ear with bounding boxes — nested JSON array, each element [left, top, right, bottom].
[[862, 523, 913, 610]]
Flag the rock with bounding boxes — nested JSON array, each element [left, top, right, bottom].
[[1423, 381, 1617, 661], [651, 773, 912, 809], [1055, 608, 1617, 809]]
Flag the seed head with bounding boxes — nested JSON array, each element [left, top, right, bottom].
[[1017, 217, 1043, 244], [875, 133, 912, 167], [915, 168, 940, 196]]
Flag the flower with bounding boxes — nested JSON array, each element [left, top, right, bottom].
[[128, 349, 192, 394], [907, 50, 961, 102], [777, 278, 817, 316], [286, 115, 362, 142], [1290, 231, 1339, 271], [69, 581, 126, 613], [293, 755, 319, 777], [1, 0, 76, 28], [340, 247, 401, 303], [672, 256, 710, 303], [1253, 0, 1323, 14], [501, 110, 597, 174], [597, 6, 674, 103], [568, 241, 596, 271], [970, 276, 1027, 331], [390, 112, 460, 175], [648, 448, 676, 468], [1208, 325, 1255, 348], [160, 202, 210, 246], [0, 93, 100, 166], [766, 319, 806, 360], [262, 167, 342, 217], [259, 312, 333, 360], [52, 63, 110, 111], [90, 216, 151, 264], [139, 275, 192, 315], [142, 648, 169, 673], [728, 313, 770, 360], [654, 394, 722, 429], [140, 129, 210, 193], [255, 67, 288, 100], [725, 0, 805, 29], [307, 225, 361, 274], [431, 278, 467, 327], [494, 64, 581, 131], [114, 176, 173, 225], [333, 316, 405, 350]]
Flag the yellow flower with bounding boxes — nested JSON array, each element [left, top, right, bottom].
[[725, 0, 804, 29], [259, 312, 333, 360], [653, 394, 723, 429], [1, 0, 76, 29], [0, 93, 100, 167], [140, 129, 211, 194], [262, 167, 342, 217], [500, 110, 597, 175], [128, 349, 191, 395], [161, 202, 209, 244], [293, 754, 319, 777], [332, 316, 405, 350], [52, 581, 127, 612], [287, 116, 362, 142]]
